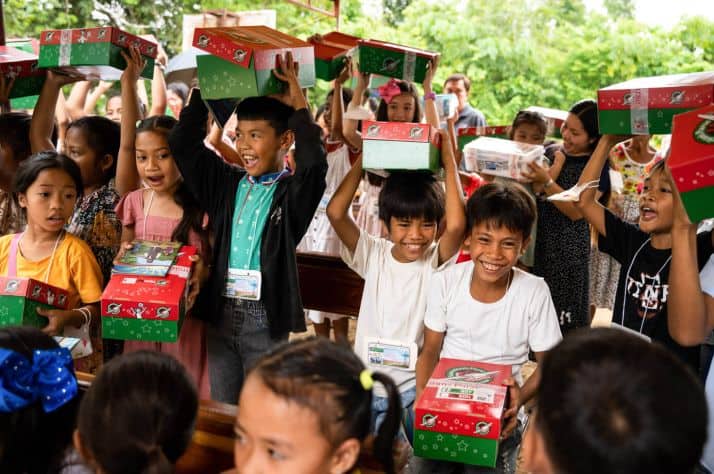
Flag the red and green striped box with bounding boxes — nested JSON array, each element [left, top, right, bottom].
[[414, 358, 510, 467], [193, 26, 315, 99], [0, 45, 45, 99], [310, 31, 359, 81], [38, 27, 157, 80], [598, 71, 714, 135], [357, 39, 438, 84], [669, 104, 714, 222], [362, 120, 441, 171], [457, 126, 510, 151], [0, 277, 70, 328]]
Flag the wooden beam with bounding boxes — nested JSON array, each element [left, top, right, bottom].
[[0, 0, 6, 46]]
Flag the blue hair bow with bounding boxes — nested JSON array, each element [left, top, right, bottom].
[[0, 347, 78, 413]]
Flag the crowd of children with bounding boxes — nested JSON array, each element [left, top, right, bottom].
[[0, 27, 712, 474]]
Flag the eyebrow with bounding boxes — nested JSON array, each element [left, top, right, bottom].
[[233, 422, 293, 449], [135, 147, 171, 152]]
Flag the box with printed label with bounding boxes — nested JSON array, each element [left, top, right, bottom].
[[0, 276, 70, 328], [457, 126, 510, 151], [357, 39, 438, 83], [101, 245, 196, 343], [310, 31, 360, 81], [597, 71, 714, 135], [38, 27, 157, 80], [193, 26, 315, 99], [414, 358, 511, 467], [362, 120, 441, 171], [669, 104, 714, 222], [463, 137, 545, 180], [0, 45, 45, 99]]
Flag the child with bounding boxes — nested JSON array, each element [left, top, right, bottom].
[[572, 135, 713, 371], [327, 122, 465, 441], [0, 153, 103, 346], [0, 326, 85, 474], [75, 350, 198, 473], [521, 327, 707, 474], [235, 337, 402, 474], [168, 52, 327, 403], [0, 112, 34, 235], [415, 181, 562, 473]]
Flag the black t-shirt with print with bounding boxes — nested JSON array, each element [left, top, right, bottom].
[[599, 210, 713, 371]]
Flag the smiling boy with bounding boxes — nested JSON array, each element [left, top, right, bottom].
[[168, 53, 327, 403]]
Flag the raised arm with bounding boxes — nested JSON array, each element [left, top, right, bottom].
[[207, 120, 243, 166], [342, 67, 370, 151], [438, 130, 466, 265], [329, 60, 351, 143], [149, 43, 168, 117], [64, 80, 91, 120], [83, 81, 113, 115], [0, 75, 15, 114], [422, 57, 440, 129], [327, 154, 363, 254], [116, 47, 144, 196], [31, 70, 84, 153]]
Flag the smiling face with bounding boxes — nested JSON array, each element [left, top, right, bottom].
[[638, 167, 674, 235], [387, 216, 438, 263], [18, 168, 78, 233], [466, 221, 527, 290], [387, 93, 416, 122], [234, 119, 292, 176], [560, 113, 593, 155], [105, 95, 122, 123], [63, 127, 110, 193], [512, 123, 546, 145], [135, 131, 181, 194]]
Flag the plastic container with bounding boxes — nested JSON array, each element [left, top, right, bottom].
[[463, 137, 545, 181]]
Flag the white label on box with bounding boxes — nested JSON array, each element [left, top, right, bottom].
[[121, 277, 137, 284], [436, 385, 495, 404]]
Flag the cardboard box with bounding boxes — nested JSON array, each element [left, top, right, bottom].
[[101, 246, 196, 343], [457, 126, 510, 151], [463, 137, 545, 180], [414, 358, 511, 467], [0, 276, 70, 328], [597, 71, 714, 135], [524, 106, 567, 138], [669, 104, 714, 222], [193, 26, 315, 99], [0, 45, 45, 99], [310, 31, 359, 81], [38, 27, 157, 80], [362, 120, 441, 171], [357, 39, 438, 83]]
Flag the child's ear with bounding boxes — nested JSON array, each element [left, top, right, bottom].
[[329, 437, 361, 474], [464, 234, 471, 248], [17, 193, 27, 209], [521, 235, 531, 254], [100, 153, 114, 174], [280, 129, 295, 151]]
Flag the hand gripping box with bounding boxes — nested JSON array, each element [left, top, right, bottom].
[[38, 27, 157, 80], [414, 358, 511, 467], [463, 137, 545, 181], [101, 246, 196, 343], [0, 277, 70, 328], [362, 120, 441, 171], [193, 26, 315, 99]]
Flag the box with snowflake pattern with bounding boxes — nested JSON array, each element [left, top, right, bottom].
[[193, 26, 315, 99], [357, 39, 437, 83], [669, 104, 714, 222], [101, 245, 196, 343], [362, 120, 441, 171], [414, 358, 511, 467], [457, 126, 510, 151], [0, 276, 70, 328], [38, 27, 157, 80], [597, 71, 714, 135]]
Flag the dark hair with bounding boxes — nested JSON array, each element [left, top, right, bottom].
[[252, 338, 401, 474], [105, 89, 121, 104], [235, 96, 295, 136], [315, 103, 326, 123], [0, 327, 79, 474], [0, 112, 33, 161], [508, 110, 548, 140], [66, 116, 121, 182], [375, 80, 422, 123], [536, 327, 706, 474], [77, 351, 198, 474], [13, 151, 84, 207], [136, 116, 210, 253], [378, 171, 445, 227], [466, 181, 536, 239], [167, 82, 189, 105], [325, 86, 355, 106], [569, 99, 600, 151], [444, 73, 471, 93]]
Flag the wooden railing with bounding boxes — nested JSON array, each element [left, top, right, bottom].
[[296, 252, 364, 316]]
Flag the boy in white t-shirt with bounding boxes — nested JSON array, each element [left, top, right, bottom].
[[415, 181, 562, 474], [327, 130, 465, 442]]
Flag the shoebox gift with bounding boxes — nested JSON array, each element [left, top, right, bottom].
[[463, 137, 545, 180], [414, 358, 511, 467], [362, 120, 441, 171], [101, 245, 196, 343], [357, 39, 438, 83], [310, 31, 359, 81], [669, 104, 714, 222], [0, 277, 70, 328], [597, 71, 714, 135], [38, 27, 157, 80], [193, 26, 315, 99], [0, 45, 45, 99], [457, 126, 510, 151]]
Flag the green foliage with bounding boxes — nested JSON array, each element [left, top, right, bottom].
[[603, 0, 634, 19], [383, 0, 412, 26]]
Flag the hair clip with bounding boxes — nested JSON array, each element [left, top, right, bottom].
[[377, 79, 402, 104], [547, 180, 600, 202], [359, 369, 374, 391]]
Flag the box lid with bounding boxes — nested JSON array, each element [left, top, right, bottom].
[[310, 31, 360, 60], [458, 126, 510, 137], [669, 104, 714, 193], [464, 137, 544, 160], [193, 26, 313, 70], [598, 71, 714, 110], [358, 39, 438, 60], [363, 120, 440, 146], [0, 276, 70, 309], [40, 27, 158, 59], [0, 45, 43, 78]]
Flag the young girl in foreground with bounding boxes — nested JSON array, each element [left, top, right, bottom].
[[234, 337, 402, 474]]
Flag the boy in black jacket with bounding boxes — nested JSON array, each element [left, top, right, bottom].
[[168, 53, 327, 403]]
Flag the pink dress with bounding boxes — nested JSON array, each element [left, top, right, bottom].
[[115, 189, 210, 399]]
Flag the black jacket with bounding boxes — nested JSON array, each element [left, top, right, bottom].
[[168, 89, 327, 337]]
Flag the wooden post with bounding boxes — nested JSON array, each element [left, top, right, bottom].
[[0, 0, 6, 46]]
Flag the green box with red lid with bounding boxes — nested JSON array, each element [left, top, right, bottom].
[[193, 26, 315, 99], [414, 358, 511, 467], [0, 44, 45, 99], [0, 276, 70, 328], [357, 39, 438, 83], [362, 120, 441, 171], [310, 31, 360, 81]]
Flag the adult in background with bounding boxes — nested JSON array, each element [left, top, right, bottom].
[[443, 73, 487, 129]]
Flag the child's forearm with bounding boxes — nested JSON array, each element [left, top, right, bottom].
[[329, 81, 346, 142], [116, 74, 142, 196], [65, 81, 91, 120], [343, 76, 366, 150], [439, 140, 466, 264], [519, 366, 540, 407], [327, 155, 363, 253], [573, 137, 618, 234], [415, 348, 440, 401], [149, 66, 167, 117], [31, 78, 63, 153]]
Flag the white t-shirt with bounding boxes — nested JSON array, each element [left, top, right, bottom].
[[699, 255, 714, 471], [424, 262, 562, 384], [341, 229, 449, 396]]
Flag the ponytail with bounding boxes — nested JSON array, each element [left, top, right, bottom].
[[370, 372, 401, 474]]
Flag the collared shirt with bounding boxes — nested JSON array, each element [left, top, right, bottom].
[[455, 103, 487, 130]]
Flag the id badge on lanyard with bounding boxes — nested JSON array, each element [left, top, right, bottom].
[[365, 337, 418, 371], [224, 268, 262, 301]]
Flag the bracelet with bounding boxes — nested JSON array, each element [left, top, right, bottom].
[[423, 92, 436, 101], [75, 307, 91, 327], [544, 179, 555, 189]]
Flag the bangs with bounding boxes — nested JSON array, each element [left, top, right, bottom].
[[378, 171, 445, 224]]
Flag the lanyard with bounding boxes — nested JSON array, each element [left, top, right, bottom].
[[142, 190, 156, 239], [10, 231, 64, 283]]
